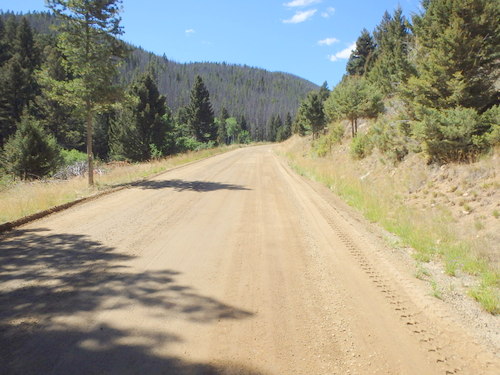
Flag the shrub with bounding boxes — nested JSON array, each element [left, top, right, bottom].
[[370, 119, 410, 162], [2, 116, 61, 179], [61, 149, 87, 166], [482, 105, 500, 146], [413, 106, 492, 163], [313, 123, 345, 157], [350, 132, 373, 159]]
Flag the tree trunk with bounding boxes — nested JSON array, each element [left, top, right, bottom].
[[86, 101, 94, 186], [351, 119, 355, 138], [354, 118, 358, 136]]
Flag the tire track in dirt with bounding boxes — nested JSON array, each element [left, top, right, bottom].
[[275, 152, 499, 375]]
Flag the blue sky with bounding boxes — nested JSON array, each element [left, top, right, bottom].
[[2, 0, 422, 87]]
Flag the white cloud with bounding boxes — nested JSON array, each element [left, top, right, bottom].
[[283, 9, 317, 24], [318, 37, 339, 46], [284, 0, 322, 7], [185, 29, 195, 35], [327, 42, 356, 62], [321, 7, 335, 18]]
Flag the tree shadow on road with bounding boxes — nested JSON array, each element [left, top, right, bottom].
[[134, 179, 250, 192], [0, 229, 262, 375]]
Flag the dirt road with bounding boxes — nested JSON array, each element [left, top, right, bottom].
[[1, 145, 498, 374]]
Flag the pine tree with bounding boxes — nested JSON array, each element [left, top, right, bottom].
[[239, 114, 248, 132], [268, 114, 282, 142], [111, 73, 169, 161], [46, 0, 127, 185], [35, 42, 85, 150], [0, 18, 40, 146], [407, 0, 499, 112], [277, 112, 292, 141], [0, 18, 10, 66], [324, 76, 383, 137], [318, 81, 330, 102], [217, 106, 229, 145], [187, 75, 216, 143], [346, 29, 376, 76], [368, 7, 414, 95], [2, 114, 61, 179]]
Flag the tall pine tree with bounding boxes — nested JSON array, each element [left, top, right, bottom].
[[187, 75, 216, 143], [346, 29, 376, 76], [46, 0, 127, 185], [408, 0, 499, 112], [368, 7, 414, 95], [111, 73, 170, 161]]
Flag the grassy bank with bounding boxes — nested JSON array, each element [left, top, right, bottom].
[[279, 136, 499, 314], [0, 145, 239, 226]]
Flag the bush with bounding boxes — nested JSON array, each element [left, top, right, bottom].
[[313, 123, 345, 157], [370, 119, 410, 162], [2, 116, 61, 179], [350, 132, 373, 159], [413, 106, 493, 163], [61, 149, 87, 166], [482, 105, 500, 146]]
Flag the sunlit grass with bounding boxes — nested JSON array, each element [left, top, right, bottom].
[[279, 138, 499, 314], [0, 145, 239, 225]]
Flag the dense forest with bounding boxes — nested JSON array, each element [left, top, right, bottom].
[[294, 0, 499, 164], [0, 10, 317, 140], [0, 5, 316, 182]]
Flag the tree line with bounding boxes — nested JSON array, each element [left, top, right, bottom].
[[294, 0, 499, 163], [0, 3, 312, 182]]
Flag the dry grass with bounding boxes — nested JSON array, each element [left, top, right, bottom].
[[0, 145, 239, 225], [278, 135, 499, 314]]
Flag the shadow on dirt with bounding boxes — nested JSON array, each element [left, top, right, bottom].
[[134, 179, 250, 192], [0, 228, 261, 375]]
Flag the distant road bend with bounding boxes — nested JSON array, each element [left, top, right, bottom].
[[1, 145, 498, 374]]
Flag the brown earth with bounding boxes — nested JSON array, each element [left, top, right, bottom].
[[0, 145, 498, 374]]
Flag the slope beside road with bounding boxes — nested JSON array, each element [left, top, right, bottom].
[[0, 145, 498, 374]]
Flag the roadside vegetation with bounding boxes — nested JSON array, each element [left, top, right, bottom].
[[285, 0, 499, 314], [0, 144, 239, 225]]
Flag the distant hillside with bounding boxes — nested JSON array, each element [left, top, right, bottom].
[[1, 11, 318, 136], [123, 49, 319, 135]]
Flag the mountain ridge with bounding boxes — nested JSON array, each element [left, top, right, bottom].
[[0, 10, 319, 136]]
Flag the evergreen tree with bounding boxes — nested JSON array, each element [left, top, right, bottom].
[[226, 117, 241, 144], [301, 91, 326, 140], [111, 73, 169, 161], [368, 7, 414, 95], [324, 76, 383, 137], [293, 100, 309, 136], [239, 114, 248, 132], [35, 42, 85, 150], [46, 0, 127, 185], [217, 106, 229, 145], [2, 114, 61, 179], [0, 18, 40, 146], [407, 0, 499, 112], [318, 81, 330, 102], [268, 114, 282, 142], [346, 29, 376, 76], [284, 112, 292, 139], [0, 18, 8, 66], [187, 75, 216, 142], [277, 112, 292, 141]]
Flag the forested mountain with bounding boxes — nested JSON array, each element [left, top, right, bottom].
[[0, 10, 318, 138], [122, 49, 318, 138]]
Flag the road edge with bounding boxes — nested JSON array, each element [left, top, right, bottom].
[[0, 146, 245, 234]]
